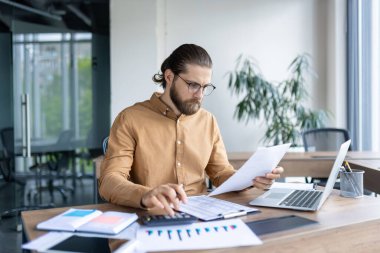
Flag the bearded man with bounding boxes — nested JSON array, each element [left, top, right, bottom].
[[99, 44, 284, 215]]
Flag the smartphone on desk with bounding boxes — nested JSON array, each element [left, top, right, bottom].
[[44, 236, 134, 253]]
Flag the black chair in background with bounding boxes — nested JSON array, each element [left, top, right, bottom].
[[0, 128, 16, 183], [25, 129, 76, 205], [42, 129, 76, 203], [0, 127, 43, 229], [76, 129, 103, 182], [302, 128, 351, 152], [302, 128, 351, 185]]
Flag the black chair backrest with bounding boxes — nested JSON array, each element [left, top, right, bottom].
[[0, 127, 14, 157], [56, 130, 74, 150], [102, 136, 109, 155], [302, 128, 351, 151], [0, 127, 14, 181]]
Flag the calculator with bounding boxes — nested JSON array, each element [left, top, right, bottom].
[[140, 212, 198, 226]]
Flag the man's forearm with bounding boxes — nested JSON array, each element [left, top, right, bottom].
[[98, 172, 151, 208]]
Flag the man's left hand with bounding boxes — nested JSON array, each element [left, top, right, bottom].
[[252, 166, 284, 190]]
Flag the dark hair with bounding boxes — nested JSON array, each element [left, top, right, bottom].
[[152, 44, 213, 89]]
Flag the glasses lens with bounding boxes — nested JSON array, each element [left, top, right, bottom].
[[189, 83, 201, 93], [203, 85, 215, 96]]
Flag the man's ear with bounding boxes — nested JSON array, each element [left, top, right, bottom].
[[164, 69, 174, 88]]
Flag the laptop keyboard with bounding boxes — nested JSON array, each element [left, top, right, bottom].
[[279, 190, 323, 208]]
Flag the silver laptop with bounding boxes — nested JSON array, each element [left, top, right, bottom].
[[249, 140, 351, 211]]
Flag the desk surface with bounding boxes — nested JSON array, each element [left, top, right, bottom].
[[22, 189, 380, 252]]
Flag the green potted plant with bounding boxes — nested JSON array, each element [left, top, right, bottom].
[[227, 54, 328, 146]]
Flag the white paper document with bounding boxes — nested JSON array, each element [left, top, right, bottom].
[[209, 143, 291, 196], [22, 232, 73, 251], [178, 195, 258, 221], [136, 218, 262, 251]]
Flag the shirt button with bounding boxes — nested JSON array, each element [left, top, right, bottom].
[[177, 140, 181, 145], [177, 162, 181, 167]]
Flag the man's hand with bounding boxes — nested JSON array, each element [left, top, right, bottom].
[[141, 183, 188, 216], [252, 166, 284, 190]]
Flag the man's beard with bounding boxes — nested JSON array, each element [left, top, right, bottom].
[[170, 81, 201, 115]]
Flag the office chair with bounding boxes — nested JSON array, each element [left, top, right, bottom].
[[43, 129, 76, 203], [102, 136, 109, 155], [26, 129, 76, 205], [76, 128, 103, 181], [302, 128, 351, 185], [0, 128, 14, 183], [0, 127, 42, 227], [302, 128, 351, 152]]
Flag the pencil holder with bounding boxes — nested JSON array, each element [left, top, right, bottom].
[[340, 169, 364, 198]]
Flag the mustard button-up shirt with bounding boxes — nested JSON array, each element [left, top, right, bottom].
[[99, 93, 236, 208]]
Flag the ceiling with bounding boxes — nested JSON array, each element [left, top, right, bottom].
[[0, 0, 109, 34]]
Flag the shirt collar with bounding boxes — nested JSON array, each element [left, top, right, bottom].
[[149, 92, 200, 120], [150, 92, 178, 120]]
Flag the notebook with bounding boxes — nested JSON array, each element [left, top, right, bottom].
[[37, 208, 138, 234], [249, 140, 351, 211]]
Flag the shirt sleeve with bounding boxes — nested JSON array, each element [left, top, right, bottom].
[[205, 116, 236, 187], [98, 111, 151, 208]]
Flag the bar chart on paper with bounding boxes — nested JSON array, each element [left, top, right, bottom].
[[136, 218, 262, 251]]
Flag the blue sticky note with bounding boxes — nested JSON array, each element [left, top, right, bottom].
[[63, 209, 96, 217]]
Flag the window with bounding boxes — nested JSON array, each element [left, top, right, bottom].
[[13, 33, 92, 141], [347, 0, 380, 151]]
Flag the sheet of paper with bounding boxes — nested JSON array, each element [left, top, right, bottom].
[[22, 232, 73, 251], [270, 182, 314, 190], [179, 195, 258, 221], [209, 143, 291, 196], [136, 218, 262, 251]]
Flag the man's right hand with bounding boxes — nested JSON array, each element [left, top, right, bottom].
[[141, 184, 188, 216]]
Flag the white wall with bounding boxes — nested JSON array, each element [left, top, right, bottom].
[[111, 0, 346, 151], [110, 0, 158, 114]]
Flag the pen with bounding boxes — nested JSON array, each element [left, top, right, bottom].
[[218, 210, 247, 219], [344, 161, 352, 172]]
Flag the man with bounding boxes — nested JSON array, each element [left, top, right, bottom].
[[99, 44, 284, 215]]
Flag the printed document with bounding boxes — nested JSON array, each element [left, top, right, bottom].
[[178, 195, 258, 221], [136, 218, 262, 251], [209, 143, 291, 196]]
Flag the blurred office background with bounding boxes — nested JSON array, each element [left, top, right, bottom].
[[1, 0, 379, 252]]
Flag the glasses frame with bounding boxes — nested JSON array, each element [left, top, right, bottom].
[[176, 74, 216, 96]]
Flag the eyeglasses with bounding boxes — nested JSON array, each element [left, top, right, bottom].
[[176, 74, 216, 96]]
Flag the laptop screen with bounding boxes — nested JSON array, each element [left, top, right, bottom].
[[317, 140, 351, 210]]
